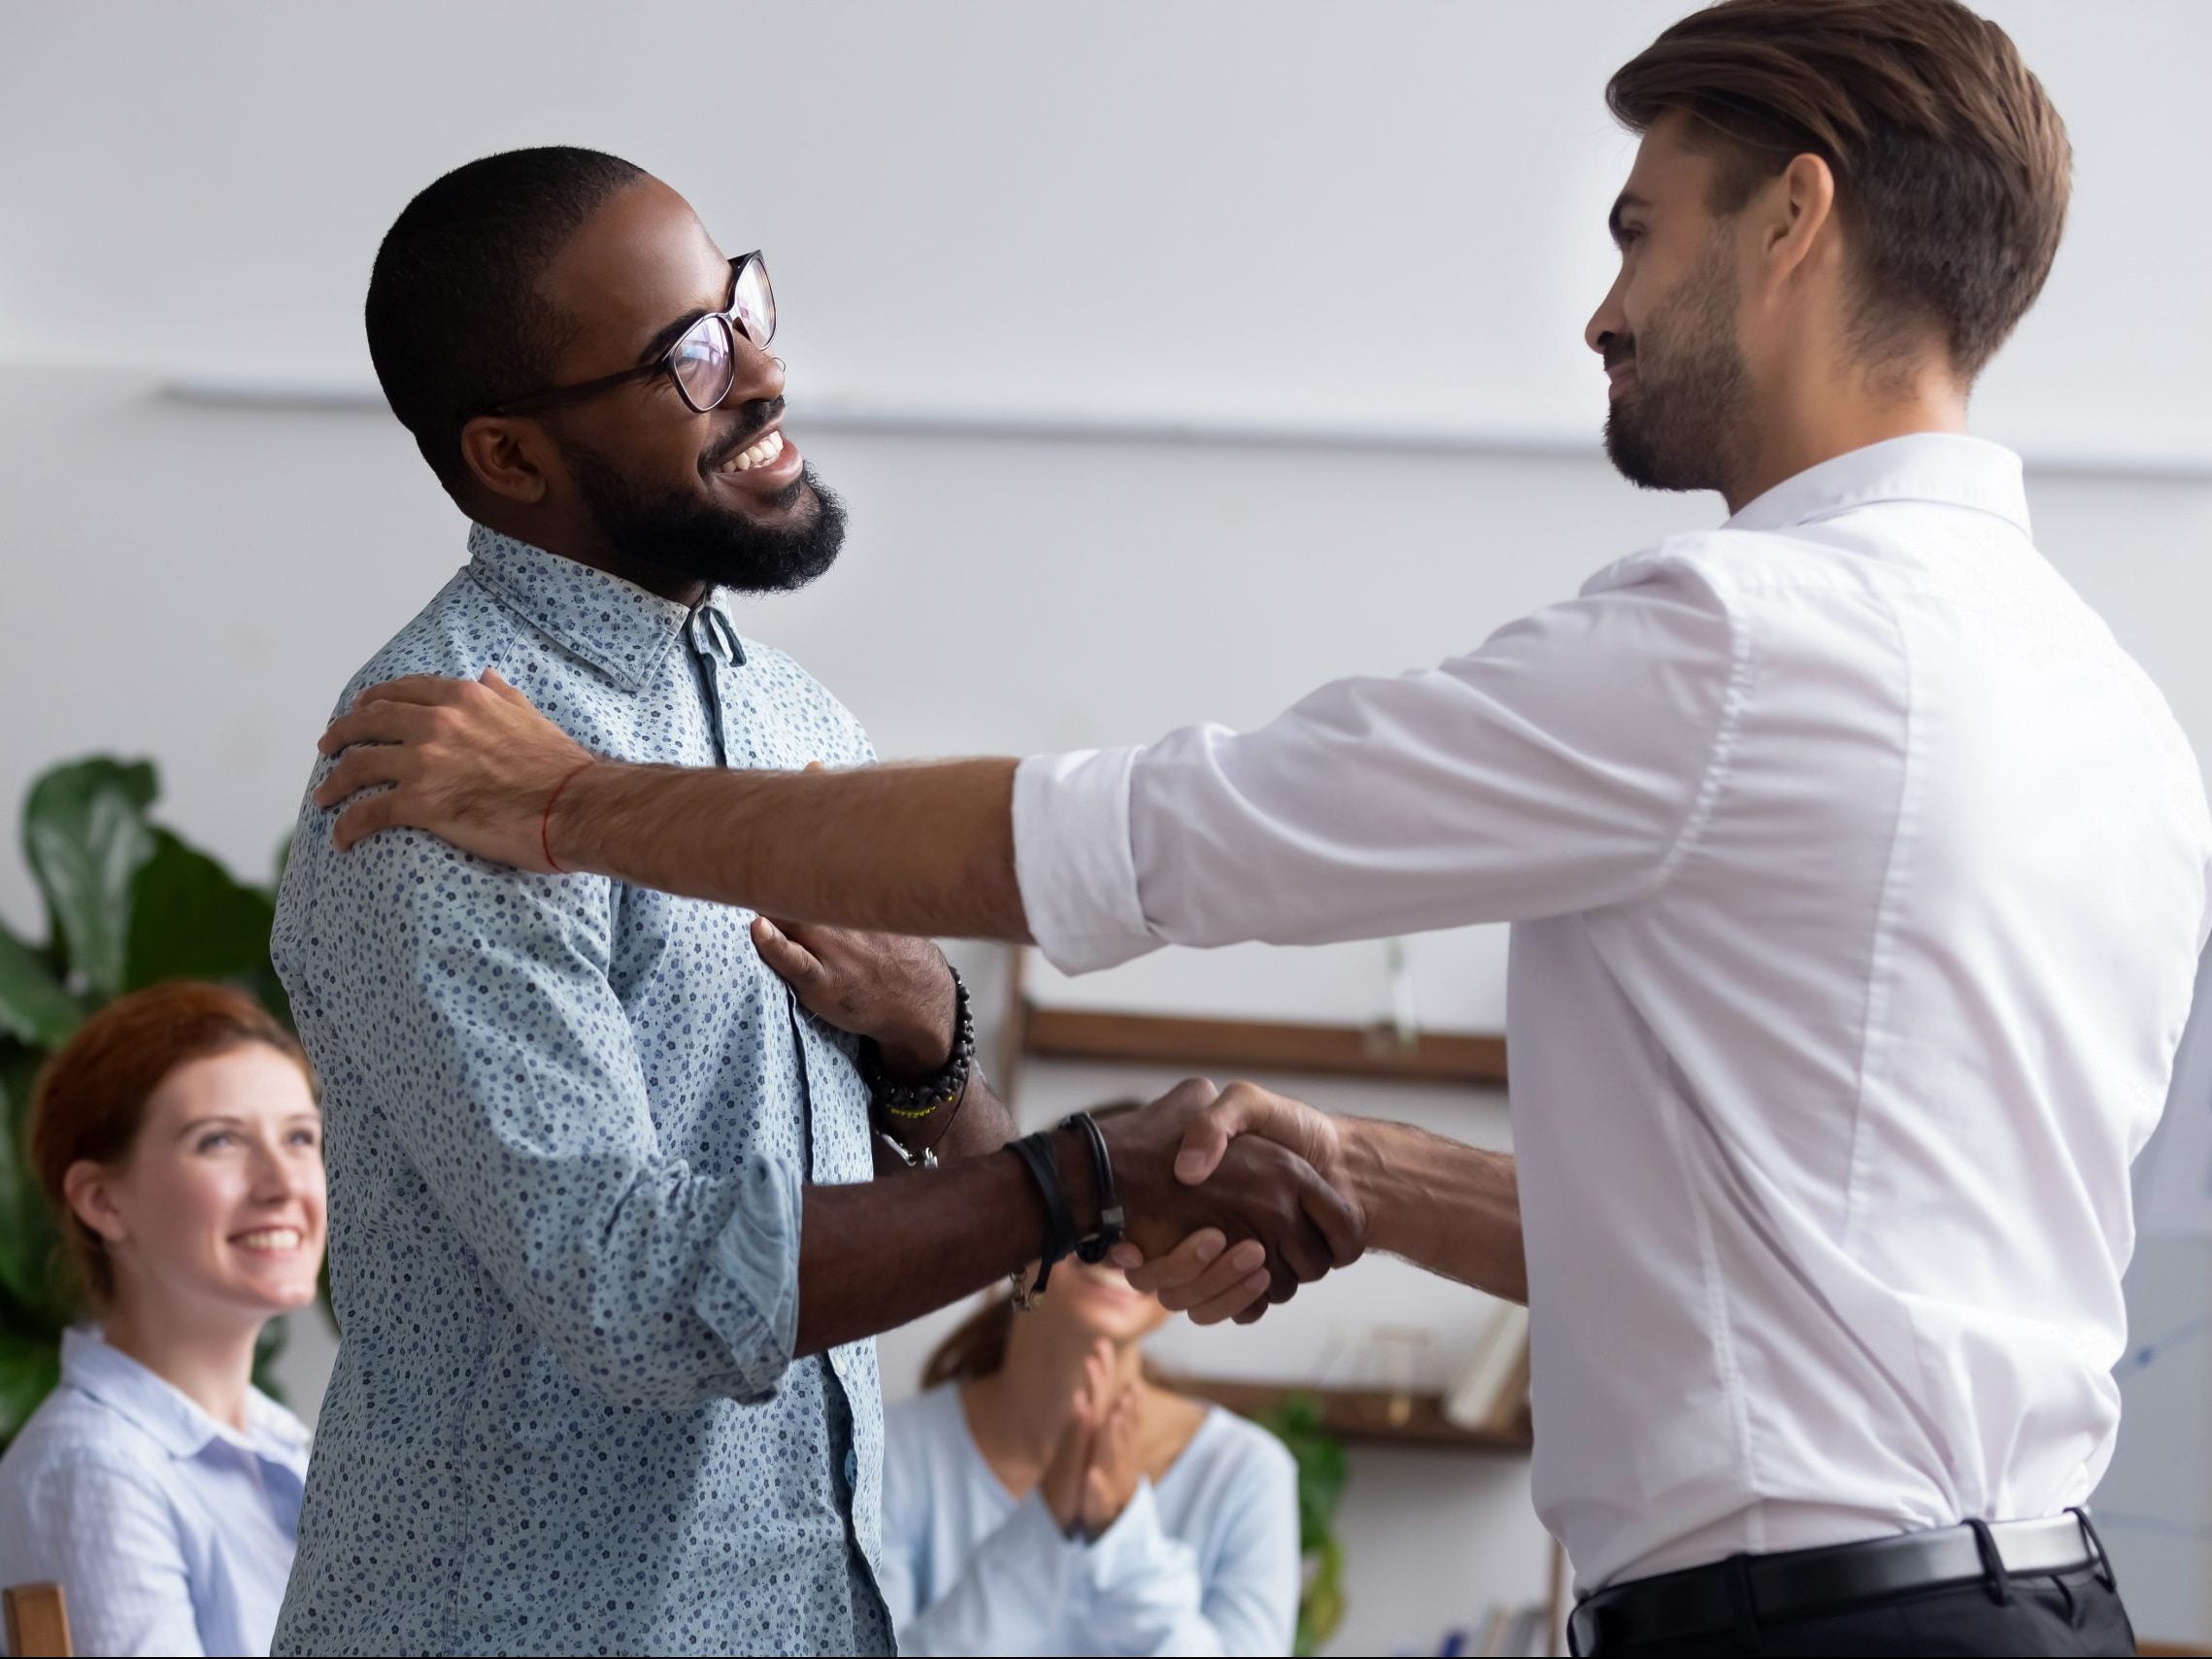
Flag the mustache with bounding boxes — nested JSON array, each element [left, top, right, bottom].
[[702, 397, 786, 469], [1603, 338, 1636, 372]]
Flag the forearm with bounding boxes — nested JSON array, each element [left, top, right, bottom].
[[795, 1125, 1096, 1356], [553, 758, 1030, 939], [1341, 1120, 1525, 1303]]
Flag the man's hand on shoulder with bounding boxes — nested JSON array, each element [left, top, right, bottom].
[[315, 669, 591, 867]]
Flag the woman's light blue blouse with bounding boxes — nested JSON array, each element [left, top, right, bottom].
[[0, 1328, 310, 1657], [880, 1384, 1299, 1656]]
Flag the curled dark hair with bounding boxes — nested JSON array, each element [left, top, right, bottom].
[[365, 146, 645, 496]]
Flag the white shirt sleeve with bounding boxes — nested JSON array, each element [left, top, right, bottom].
[[1083, 1447, 1299, 1657], [1013, 557, 1741, 974], [887, 1489, 1078, 1657]]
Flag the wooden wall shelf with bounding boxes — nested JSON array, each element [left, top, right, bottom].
[[1016, 1003, 1509, 1090], [1170, 1375, 1533, 1452]]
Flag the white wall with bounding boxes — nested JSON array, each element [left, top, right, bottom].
[[4, 1, 2210, 1651], [1, 1, 2208, 465]]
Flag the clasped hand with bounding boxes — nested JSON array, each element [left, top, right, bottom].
[[1040, 1340, 1147, 1540], [1099, 1078, 1364, 1325]]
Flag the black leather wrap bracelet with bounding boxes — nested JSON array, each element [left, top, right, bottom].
[[1006, 1130, 1078, 1300], [1064, 1111, 1126, 1263]]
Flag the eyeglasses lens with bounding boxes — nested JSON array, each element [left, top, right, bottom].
[[734, 256, 777, 349], [670, 315, 736, 412]]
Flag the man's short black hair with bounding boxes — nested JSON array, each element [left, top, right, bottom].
[[366, 146, 646, 496]]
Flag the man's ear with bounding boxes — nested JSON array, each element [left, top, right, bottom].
[[63, 1159, 129, 1248], [457, 416, 553, 506], [1764, 151, 1838, 282]]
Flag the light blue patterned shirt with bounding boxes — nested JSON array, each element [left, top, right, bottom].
[[0, 1328, 310, 1657], [270, 525, 889, 1656]]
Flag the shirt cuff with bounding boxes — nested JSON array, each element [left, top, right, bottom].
[[1011, 748, 1156, 975], [1081, 1477, 1170, 1587], [691, 1152, 803, 1403]]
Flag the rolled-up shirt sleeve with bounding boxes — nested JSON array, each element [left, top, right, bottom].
[[284, 823, 802, 1411], [1014, 555, 1741, 974]]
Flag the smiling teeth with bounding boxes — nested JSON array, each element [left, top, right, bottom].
[[234, 1229, 302, 1251], [725, 430, 785, 472]]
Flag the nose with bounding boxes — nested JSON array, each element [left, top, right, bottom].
[[247, 1134, 308, 1206], [1586, 269, 1628, 356], [723, 335, 786, 409]]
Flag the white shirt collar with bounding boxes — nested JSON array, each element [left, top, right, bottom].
[[61, 1326, 310, 1468], [1724, 432, 2030, 538]]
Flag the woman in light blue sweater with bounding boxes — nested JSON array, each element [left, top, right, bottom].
[[882, 1259, 1300, 1656]]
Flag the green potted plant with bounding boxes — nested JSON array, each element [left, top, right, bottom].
[[1257, 1391, 1352, 1655], [0, 758, 294, 1446]]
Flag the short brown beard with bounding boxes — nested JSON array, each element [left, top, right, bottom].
[[1603, 231, 1756, 497]]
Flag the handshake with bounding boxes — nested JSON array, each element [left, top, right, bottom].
[[1089, 1078, 1370, 1327]]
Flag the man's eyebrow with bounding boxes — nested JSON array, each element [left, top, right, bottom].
[[1609, 191, 1652, 248], [632, 263, 742, 366], [635, 307, 709, 367]]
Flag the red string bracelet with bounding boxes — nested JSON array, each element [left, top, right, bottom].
[[540, 761, 595, 874]]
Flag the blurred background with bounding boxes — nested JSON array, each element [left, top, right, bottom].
[[2, 3, 2208, 1652]]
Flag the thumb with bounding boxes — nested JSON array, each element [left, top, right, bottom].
[[481, 667, 522, 703], [1173, 1092, 1268, 1187], [752, 915, 821, 982]]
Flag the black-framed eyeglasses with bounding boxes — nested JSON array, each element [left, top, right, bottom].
[[485, 252, 776, 418]]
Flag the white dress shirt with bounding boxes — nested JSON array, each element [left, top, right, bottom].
[[0, 1328, 310, 1656], [1011, 434, 2212, 1590]]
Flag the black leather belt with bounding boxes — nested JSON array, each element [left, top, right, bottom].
[[1569, 1511, 2113, 1654]]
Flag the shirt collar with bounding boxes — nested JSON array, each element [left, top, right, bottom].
[[61, 1327, 310, 1469], [1723, 433, 2030, 538], [465, 524, 746, 692]]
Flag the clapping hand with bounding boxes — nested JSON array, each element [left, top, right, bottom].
[[1039, 1340, 1146, 1540]]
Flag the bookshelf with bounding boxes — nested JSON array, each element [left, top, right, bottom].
[[1167, 1376, 1533, 1452]]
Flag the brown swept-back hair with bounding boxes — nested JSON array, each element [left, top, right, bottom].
[[1608, 0, 2070, 379], [27, 982, 313, 1310]]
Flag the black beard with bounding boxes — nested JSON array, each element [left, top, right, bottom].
[[1602, 236, 1753, 496], [562, 441, 848, 594]]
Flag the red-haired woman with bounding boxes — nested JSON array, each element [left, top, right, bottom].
[[0, 982, 326, 1656]]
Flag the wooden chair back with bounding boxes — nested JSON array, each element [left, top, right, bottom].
[[2, 1581, 72, 1657]]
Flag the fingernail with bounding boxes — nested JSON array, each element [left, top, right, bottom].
[[1231, 1240, 1265, 1271], [755, 919, 781, 941], [1194, 1235, 1223, 1265], [1175, 1151, 1210, 1183]]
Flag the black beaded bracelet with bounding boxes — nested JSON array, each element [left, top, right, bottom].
[[1064, 1111, 1126, 1263], [860, 963, 975, 1118]]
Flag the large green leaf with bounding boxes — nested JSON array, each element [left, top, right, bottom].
[[0, 1319, 61, 1445], [251, 1314, 289, 1405], [24, 758, 157, 999], [124, 828, 278, 992], [0, 1041, 68, 1329], [0, 922, 81, 1048]]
